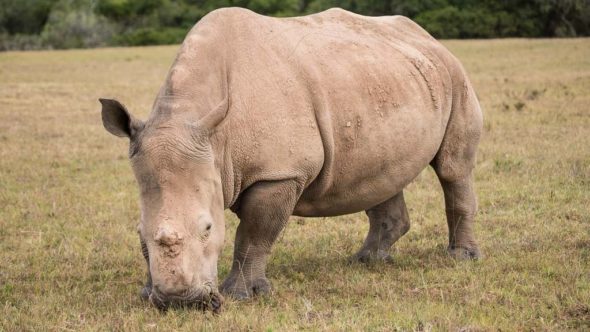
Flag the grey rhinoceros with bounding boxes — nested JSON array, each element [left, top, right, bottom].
[[100, 7, 483, 312]]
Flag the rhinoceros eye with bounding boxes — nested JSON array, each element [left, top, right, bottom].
[[198, 223, 212, 241], [195, 214, 213, 240]]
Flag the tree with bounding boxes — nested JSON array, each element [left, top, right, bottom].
[[0, 0, 57, 35]]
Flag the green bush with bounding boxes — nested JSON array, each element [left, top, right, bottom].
[[114, 27, 187, 46], [1, 0, 589, 50], [247, 0, 300, 16], [0, 32, 43, 51], [0, 0, 57, 35], [414, 6, 462, 38], [40, 0, 116, 49], [96, 0, 163, 21], [415, 6, 498, 38]]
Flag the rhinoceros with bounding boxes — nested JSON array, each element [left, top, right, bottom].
[[100, 7, 483, 311]]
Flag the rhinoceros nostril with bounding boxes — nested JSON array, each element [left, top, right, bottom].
[[154, 226, 183, 246]]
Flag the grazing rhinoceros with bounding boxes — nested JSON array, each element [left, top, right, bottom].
[[100, 7, 483, 311]]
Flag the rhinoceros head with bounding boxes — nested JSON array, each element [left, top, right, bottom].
[[99, 98, 227, 312]]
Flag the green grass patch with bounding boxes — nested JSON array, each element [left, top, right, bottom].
[[1, 38, 589, 330]]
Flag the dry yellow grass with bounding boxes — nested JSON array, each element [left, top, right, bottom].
[[1, 38, 589, 331]]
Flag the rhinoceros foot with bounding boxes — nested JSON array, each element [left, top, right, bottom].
[[448, 246, 482, 260], [220, 276, 271, 300]]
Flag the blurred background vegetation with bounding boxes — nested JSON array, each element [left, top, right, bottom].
[[1, 0, 589, 50]]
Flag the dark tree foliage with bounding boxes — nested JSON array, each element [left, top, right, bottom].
[[0, 0, 56, 35], [0, 0, 588, 49]]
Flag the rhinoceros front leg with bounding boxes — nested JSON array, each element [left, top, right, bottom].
[[139, 236, 152, 301], [351, 191, 410, 263], [221, 180, 301, 299]]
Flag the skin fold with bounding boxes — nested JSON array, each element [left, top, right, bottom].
[[100, 7, 483, 310]]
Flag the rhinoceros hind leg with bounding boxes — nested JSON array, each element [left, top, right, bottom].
[[351, 191, 410, 264], [221, 180, 302, 299], [430, 75, 482, 259], [437, 173, 481, 260]]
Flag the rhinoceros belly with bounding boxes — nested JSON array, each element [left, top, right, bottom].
[[291, 51, 450, 216], [293, 104, 445, 217]]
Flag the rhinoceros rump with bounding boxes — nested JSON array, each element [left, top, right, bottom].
[[100, 7, 483, 311]]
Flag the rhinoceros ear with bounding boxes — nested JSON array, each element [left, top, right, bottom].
[[99, 98, 144, 138], [198, 97, 228, 134]]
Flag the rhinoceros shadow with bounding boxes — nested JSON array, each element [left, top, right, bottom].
[[266, 243, 458, 281]]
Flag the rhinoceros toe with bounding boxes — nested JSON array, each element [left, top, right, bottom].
[[448, 246, 482, 260], [220, 276, 271, 300]]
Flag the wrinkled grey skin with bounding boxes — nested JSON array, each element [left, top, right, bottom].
[[100, 8, 483, 311]]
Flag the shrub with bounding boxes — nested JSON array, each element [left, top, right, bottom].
[[40, 0, 116, 49], [114, 27, 186, 46], [0, 32, 43, 51], [0, 0, 57, 35]]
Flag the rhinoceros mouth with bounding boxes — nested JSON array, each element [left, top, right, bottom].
[[148, 284, 224, 313]]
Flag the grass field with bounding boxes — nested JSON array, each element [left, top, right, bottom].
[[1, 38, 589, 331]]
